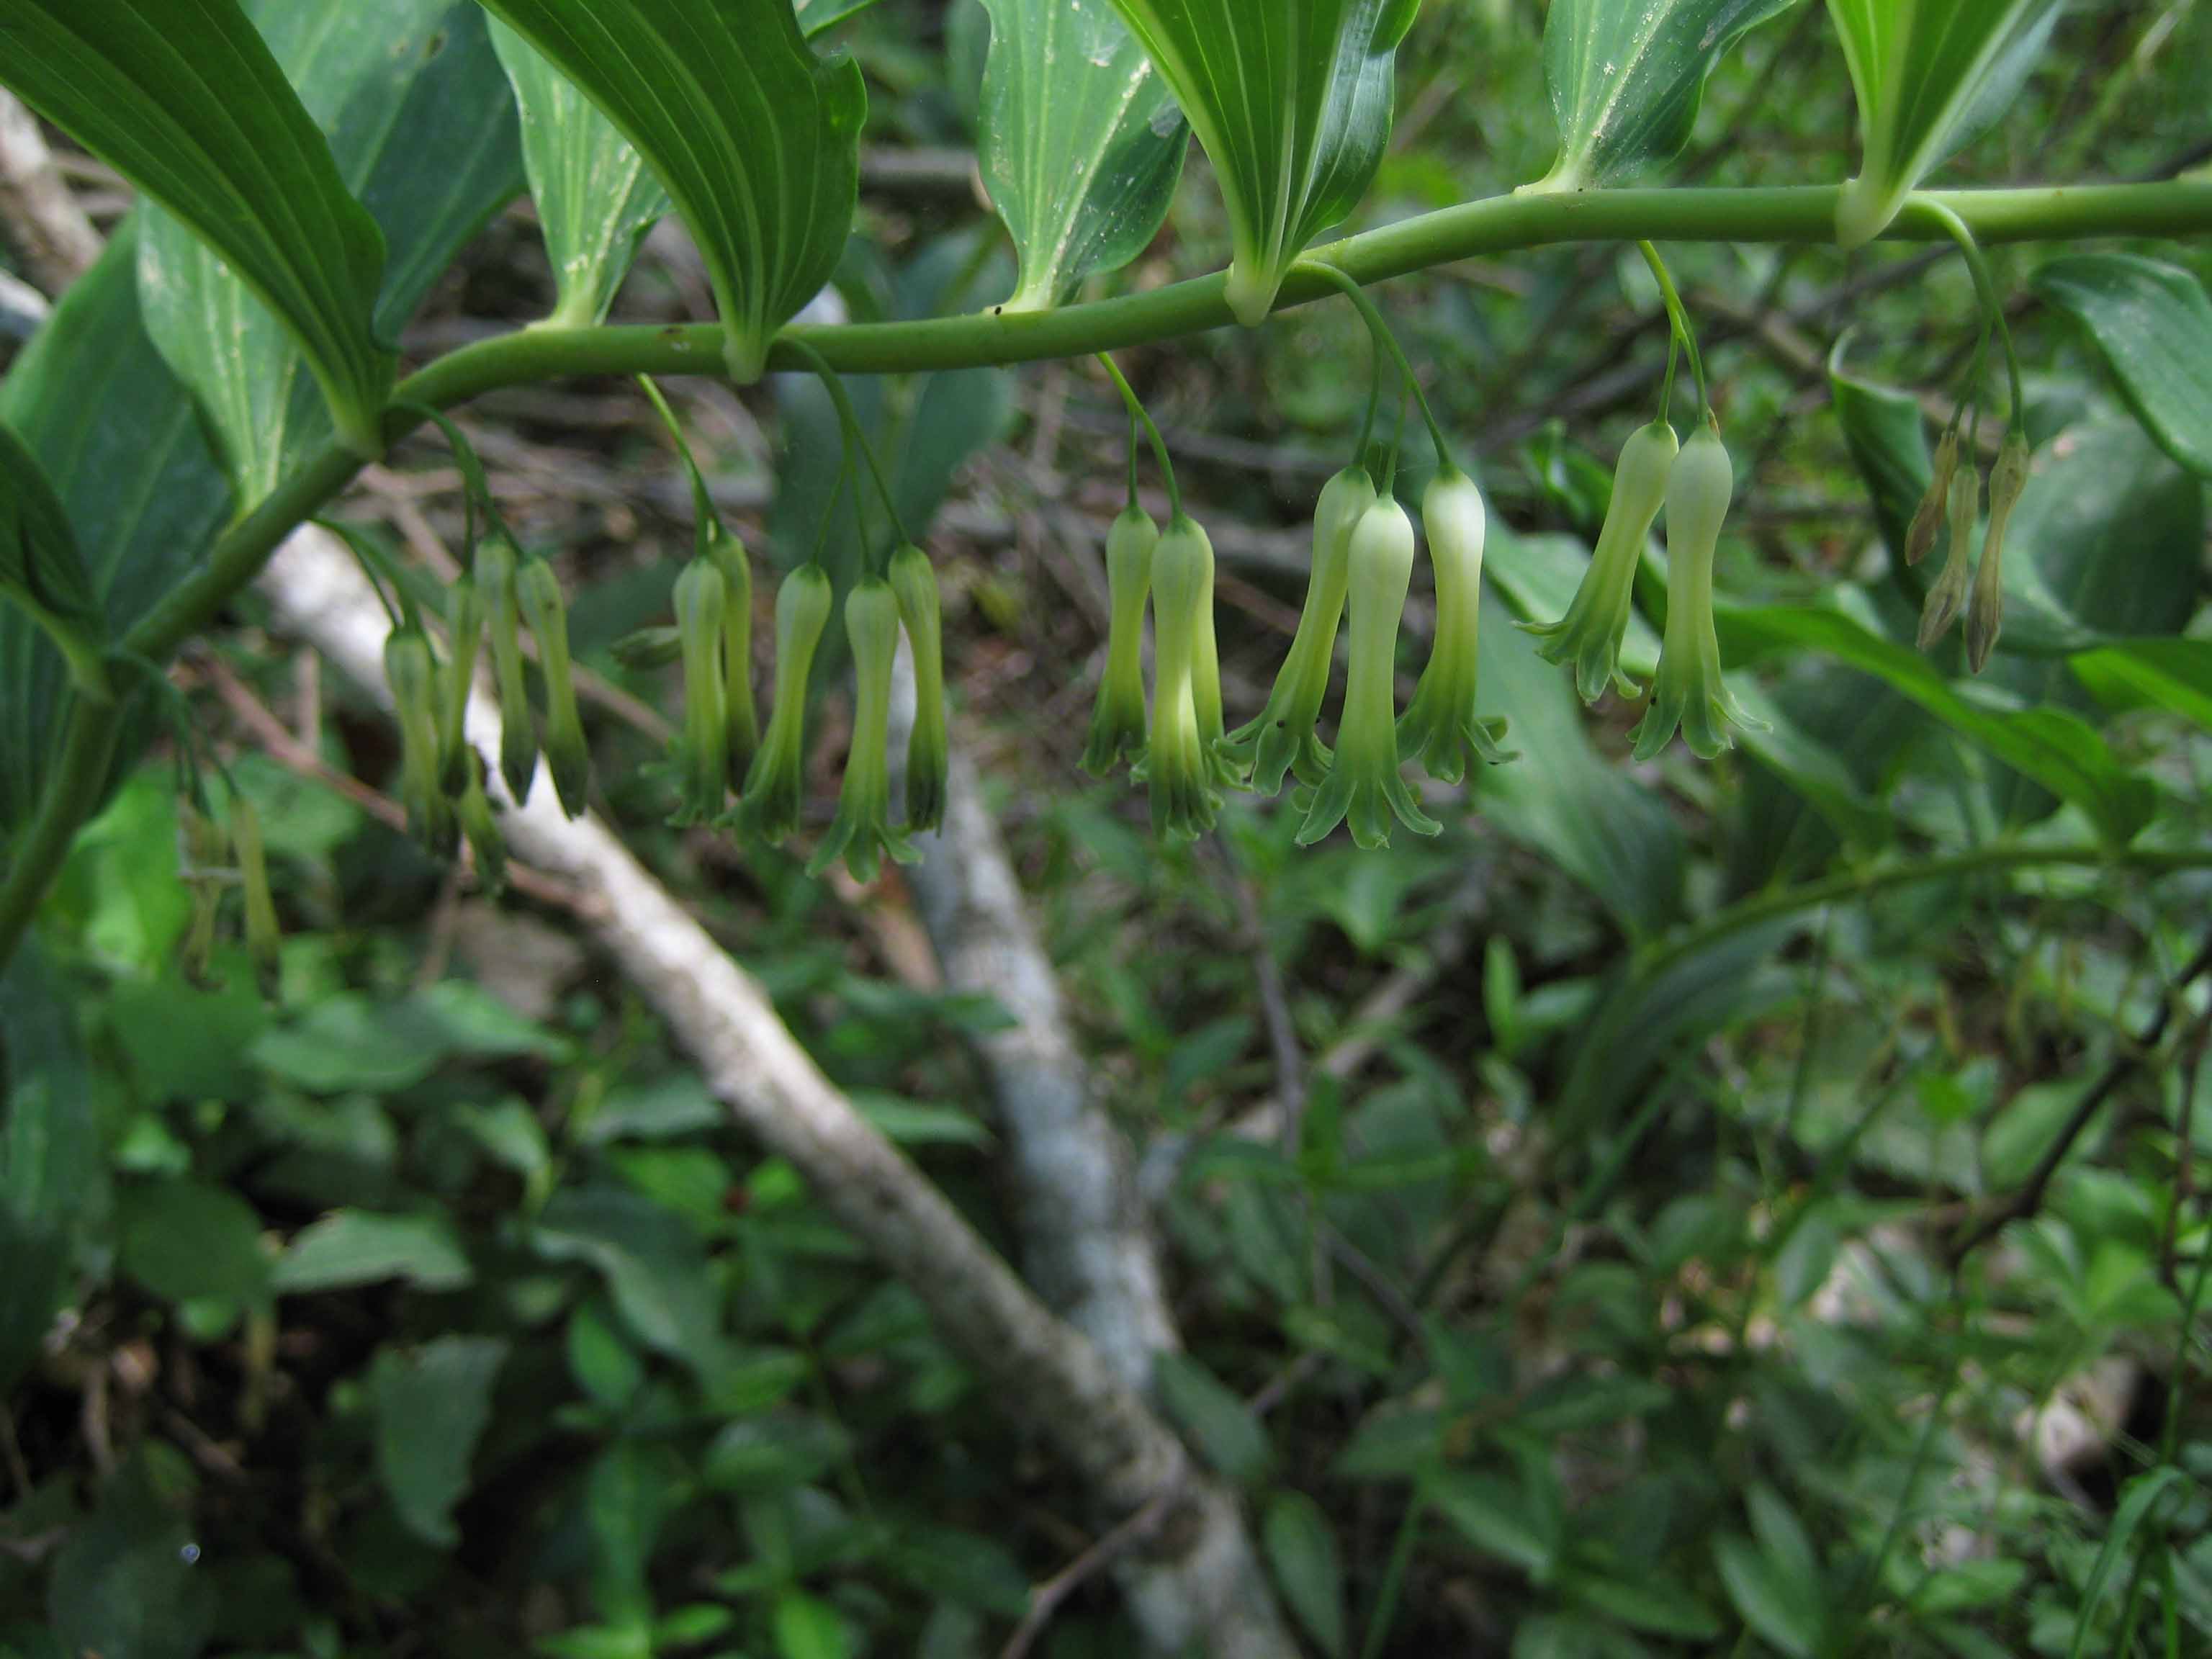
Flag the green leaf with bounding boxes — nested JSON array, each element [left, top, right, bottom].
[[472, 0, 868, 380], [773, 1591, 852, 1659], [1154, 1350, 1274, 1485], [114, 1178, 272, 1316], [975, 0, 1188, 310], [1826, 0, 2064, 246], [1720, 605, 2158, 843], [1562, 1562, 1723, 1639], [1716, 1499, 1825, 1655], [1264, 1492, 1347, 1658], [2034, 253, 2212, 478], [1827, 336, 1933, 565], [2072, 638, 2212, 734], [0, 421, 104, 686], [1431, 1473, 1559, 1580], [1104, 0, 1421, 325], [0, 0, 394, 452], [1532, 0, 1802, 190], [274, 1210, 474, 1293], [369, 1334, 508, 1547], [48, 1455, 215, 1659], [487, 17, 670, 328], [534, 1186, 724, 1372], [0, 227, 228, 835], [140, 0, 523, 503]]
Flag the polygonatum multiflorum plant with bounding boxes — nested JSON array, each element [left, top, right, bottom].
[[1, 0, 2211, 971]]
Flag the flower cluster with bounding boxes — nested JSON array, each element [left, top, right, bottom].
[[1912, 424, 2030, 673]]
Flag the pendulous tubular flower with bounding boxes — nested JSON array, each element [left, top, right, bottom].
[[1400, 469, 1515, 785], [1299, 495, 1442, 850], [230, 793, 281, 999], [1967, 430, 2031, 675], [1226, 466, 1374, 796], [436, 571, 484, 799], [517, 558, 590, 818], [889, 543, 949, 835], [737, 563, 835, 845], [1631, 423, 1765, 762], [177, 799, 227, 989], [706, 523, 760, 781], [671, 557, 729, 826], [1905, 427, 1961, 567], [1916, 462, 1981, 654], [809, 578, 920, 884], [1146, 516, 1225, 842], [478, 534, 539, 804], [1522, 420, 1677, 704], [1082, 505, 1159, 780], [385, 624, 457, 855], [457, 755, 507, 896]]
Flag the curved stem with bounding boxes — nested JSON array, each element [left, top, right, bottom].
[[781, 336, 912, 549], [1295, 260, 1458, 473], [1910, 199, 2026, 423], [1637, 240, 1709, 413], [1097, 353, 1181, 518]]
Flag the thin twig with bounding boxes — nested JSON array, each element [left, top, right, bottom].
[[999, 1476, 1186, 1659]]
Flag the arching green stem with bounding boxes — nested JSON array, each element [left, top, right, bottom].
[[782, 336, 912, 554], [1294, 260, 1459, 475], [1909, 199, 2025, 422], [1637, 242, 1709, 414], [1097, 352, 1181, 519]]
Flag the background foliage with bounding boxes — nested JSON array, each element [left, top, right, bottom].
[[4, 1, 2212, 1656]]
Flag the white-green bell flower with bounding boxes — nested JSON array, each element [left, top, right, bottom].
[[1082, 505, 1159, 780], [385, 624, 456, 855], [1521, 420, 1677, 704], [516, 557, 591, 818], [1146, 516, 1225, 843], [706, 522, 760, 781], [1400, 468, 1514, 785], [436, 570, 484, 800], [1631, 424, 1765, 761], [738, 564, 835, 845], [889, 543, 950, 835], [477, 533, 539, 803], [670, 557, 729, 827], [1916, 462, 1981, 654], [1967, 431, 2030, 675], [1225, 465, 1375, 795], [1298, 495, 1442, 850], [809, 578, 920, 884]]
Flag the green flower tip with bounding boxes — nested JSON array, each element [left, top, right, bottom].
[[1401, 469, 1517, 787], [670, 558, 730, 827], [1146, 516, 1226, 843], [1299, 495, 1442, 850], [1228, 466, 1374, 796], [517, 558, 591, 818], [1521, 420, 1677, 706], [737, 564, 835, 846], [809, 579, 920, 885], [478, 534, 540, 804], [707, 526, 761, 782], [385, 626, 457, 855], [1916, 463, 1982, 655], [889, 543, 950, 835], [1905, 428, 1962, 568], [1967, 431, 2031, 675], [1630, 426, 1766, 763], [1082, 505, 1159, 781]]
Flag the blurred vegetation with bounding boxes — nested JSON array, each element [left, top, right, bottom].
[[4, 1, 2212, 1656]]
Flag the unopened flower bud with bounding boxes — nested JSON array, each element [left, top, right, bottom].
[[1522, 421, 1677, 704], [1966, 431, 2030, 675], [1916, 464, 1980, 654], [458, 754, 507, 896], [1632, 425, 1766, 760], [230, 794, 280, 1000], [671, 558, 729, 826], [1299, 495, 1442, 849], [1146, 516, 1225, 842], [611, 626, 684, 671], [177, 799, 227, 989], [385, 626, 456, 855], [478, 534, 539, 802], [738, 564, 835, 845], [1905, 427, 1961, 567], [1226, 465, 1375, 795], [517, 557, 590, 818], [889, 544, 949, 835], [436, 572, 484, 801], [809, 579, 919, 884], [1401, 469, 1516, 786], [706, 523, 760, 781], [1082, 505, 1159, 780]]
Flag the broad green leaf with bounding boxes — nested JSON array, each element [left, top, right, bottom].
[[48, 1455, 215, 1659], [1532, 0, 1802, 191], [1716, 1529, 1822, 1654], [0, 421, 104, 689], [1562, 1563, 1724, 1639], [1104, 0, 1421, 325], [773, 1591, 853, 1659], [0, 0, 394, 451], [1827, 336, 1932, 563], [274, 1209, 474, 1293], [1431, 1473, 1558, 1578], [1154, 1350, 1274, 1485], [797, 0, 887, 32], [534, 1185, 725, 1372], [1264, 1492, 1347, 1658], [0, 228, 228, 835], [2072, 638, 2212, 734], [369, 1334, 508, 1547], [114, 1177, 272, 1316], [0, 943, 94, 1393], [1720, 605, 2158, 843], [1827, 0, 2065, 246], [472, 0, 868, 380], [2034, 253, 2212, 477], [141, 0, 523, 503], [976, 0, 1188, 310], [487, 18, 671, 328]]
